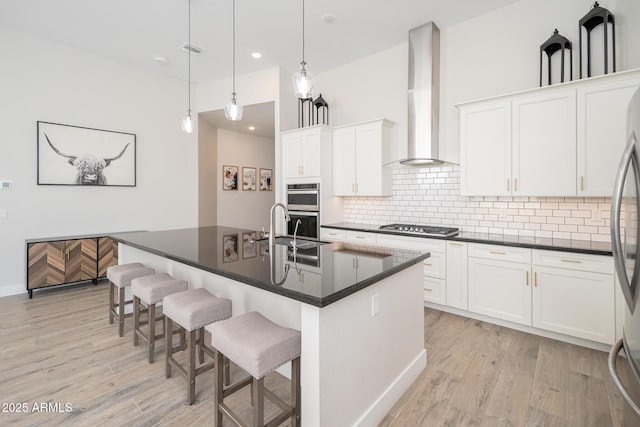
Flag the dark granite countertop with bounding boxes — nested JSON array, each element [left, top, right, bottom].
[[110, 226, 429, 308], [322, 222, 613, 256]]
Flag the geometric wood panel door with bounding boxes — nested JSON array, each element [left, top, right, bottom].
[[27, 241, 66, 289], [97, 237, 118, 278], [65, 238, 97, 283]]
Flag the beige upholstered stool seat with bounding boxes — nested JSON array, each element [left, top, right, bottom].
[[208, 311, 301, 427], [163, 288, 232, 405], [106, 263, 155, 337], [131, 273, 188, 363]]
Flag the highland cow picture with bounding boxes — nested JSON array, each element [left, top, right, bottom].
[[37, 121, 136, 186]]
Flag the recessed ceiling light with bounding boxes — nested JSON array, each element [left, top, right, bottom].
[[321, 13, 336, 24], [248, 126, 256, 131], [154, 56, 168, 65], [251, 52, 262, 59]]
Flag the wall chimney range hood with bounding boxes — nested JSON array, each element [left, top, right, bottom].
[[400, 21, 442, 166]]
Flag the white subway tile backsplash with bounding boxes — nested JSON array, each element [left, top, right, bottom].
[[342, 165, 612, 242]]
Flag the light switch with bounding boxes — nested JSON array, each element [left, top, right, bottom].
[[0, 209, 7, 219]]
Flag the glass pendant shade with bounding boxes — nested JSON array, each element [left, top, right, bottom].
[[293, 62, 315, 99], [225, 95, 243, 121], [181, 110, 194, 133]]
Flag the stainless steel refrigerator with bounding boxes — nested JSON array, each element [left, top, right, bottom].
[[610, 86, 640, 426]]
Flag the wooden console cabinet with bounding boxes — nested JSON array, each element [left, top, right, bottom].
[[26, 234, 119, 298]]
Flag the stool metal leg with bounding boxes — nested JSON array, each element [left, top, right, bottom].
[[148, 303, 156, 363], [187, 329, 197, 405], [214, 350, 224, 426], [252, 377, 265, 426], [118, 286, 125, 337], [292, 357, 301, 427], [198, 327, 205, 364], [108, 281, 115, 324], [133, 296, 140, 346], [165, 316, 173, 378]]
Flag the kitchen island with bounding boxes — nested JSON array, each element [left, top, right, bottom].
[[111, 226, 428, 426]]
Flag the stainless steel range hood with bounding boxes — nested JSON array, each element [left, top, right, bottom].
[[400, 22, 442, 166]]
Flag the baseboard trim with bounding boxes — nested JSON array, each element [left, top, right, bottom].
[[354, 349, 427, 427]]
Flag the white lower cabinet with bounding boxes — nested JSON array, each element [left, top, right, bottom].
[[468, 245, 532, 326], [532, 250, 615, 344], [446, 241, 468, 310], [423, 276, 445, 305]]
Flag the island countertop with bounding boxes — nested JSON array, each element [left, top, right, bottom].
[[110, 226, 429, 308]]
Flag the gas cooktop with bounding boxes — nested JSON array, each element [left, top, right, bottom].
[[379, 223, 459, 237]]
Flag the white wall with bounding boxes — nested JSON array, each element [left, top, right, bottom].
[[0, 27, 198, 297], [314, 0, 640, 165], [198, 118, 218, 226], [216, 129, 275, 231]]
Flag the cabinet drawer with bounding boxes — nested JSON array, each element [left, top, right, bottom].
[[346, 231, 377, 245], [423, 252, 445, 279], [320, 228, 347, 241], [468, 243, 531, 264], [376, 233, 446, 252], [423, 276, 445, 305], [532, 249, 613, 274]]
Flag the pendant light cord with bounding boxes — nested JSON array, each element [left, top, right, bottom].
[[187, 0, 191, 111], [232, 0, 236, 95]]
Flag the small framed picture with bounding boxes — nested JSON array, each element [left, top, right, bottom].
[[242, 232, 257, 258], [223, 234, 239, 262], [259, 168, 272, 191], [242, 167, 256, 191], [223, 165, 238, 190]]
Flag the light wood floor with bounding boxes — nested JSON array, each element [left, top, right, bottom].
[[0, 282, 628, 426]]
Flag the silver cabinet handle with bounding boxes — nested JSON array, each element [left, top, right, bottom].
[[612, 132, 639, 312], [609, 339, 640, 418]]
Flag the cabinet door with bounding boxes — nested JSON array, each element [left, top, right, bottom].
[[65, 239, 97, 283], [27, 241, 66, 289], [300, 129, 321, 177], [468, 257, 531, 326], [282, 132, 303, 179], [355, 123, 386, 196], [333, 252, 357, 292], [459, 101, 512, 196], [98, 237, 118, 278], [512, 90, 576, 196], [332, 127, 356, 195], [533, 266, 615, 344], [424, 276, 446, 305], [577, 77, 640, 196], [446, 242, 468, 310]]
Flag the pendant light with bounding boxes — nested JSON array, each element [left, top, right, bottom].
[[225, 0, 243, 121], [181, 0, 194, 133], [292, 0, 315, 99]]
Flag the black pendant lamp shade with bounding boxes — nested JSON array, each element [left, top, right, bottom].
[[579, 1, 616, 78], [539, 29, 573, 87]]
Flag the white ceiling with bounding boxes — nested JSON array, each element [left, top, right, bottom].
[[200, 101, 275, 138], [0, 0, 522, 85]]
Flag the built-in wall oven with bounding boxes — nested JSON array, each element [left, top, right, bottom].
[[286, 183, 320, 240]]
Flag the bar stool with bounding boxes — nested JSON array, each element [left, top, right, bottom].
[[107, 263, 155, 337], [163, 288, 232, 405], [131, 273, 188, 363], [207, 311, 301, 427]]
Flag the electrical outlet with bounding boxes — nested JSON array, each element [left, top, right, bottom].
[[0, 209, 7, 219], [592, 209, 602, 221], [499, 208, 508, 220], [371, 294, 380, 317]]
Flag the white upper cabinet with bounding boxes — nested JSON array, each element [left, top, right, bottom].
[[458, 69, 640, 197], [332, 119, 394, 196], [460, 101, 512, 196], [282, 125, 331, 179], [512, 90, 576, 196], [577, 73, 640, 196]]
